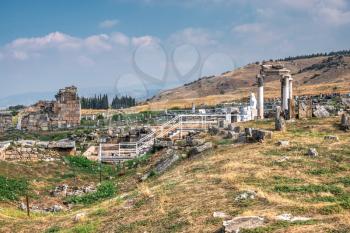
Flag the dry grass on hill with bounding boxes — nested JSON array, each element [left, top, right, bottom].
[[1, 117, 350, 233]]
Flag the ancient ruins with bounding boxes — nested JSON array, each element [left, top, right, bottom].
[[17, 86, 81, 131]]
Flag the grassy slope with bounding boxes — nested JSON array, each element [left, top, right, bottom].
[[1, 117, 350, 233]]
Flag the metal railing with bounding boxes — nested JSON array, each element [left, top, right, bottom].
[[100, 114, 226, 162]]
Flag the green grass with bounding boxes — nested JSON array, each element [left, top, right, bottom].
[[0, 175, 28, 201], [241, 220, 318, 233], [66, 181, 116, 205], [274, 184, 343, 195]]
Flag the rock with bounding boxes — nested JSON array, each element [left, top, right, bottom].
[[313, 105, 330, 118], [19, 202, 27, 210], [142, 149, 180, 181], [308, 148, 318, 157], [235, 190, 256, 202], [73, 212, 86, 222], [252, 129, 273, 142], [275, 107, 286, 131], [208, 126, 220, 136], [277, 140, 289, 147], [48, 204, 64, 212], [244, 128, 253, 137], [276, 156, 289, 163], [188, 142, 213, 156], [233, 126, 241, 133], [276, 213, 311, 222], [341, 113, 350, 131], [154, 138, 173, 149], [218, 120, 225, 128], [213, 211, 230, 219], [324, 135, 339, 142], [223, 216, 265, 233]]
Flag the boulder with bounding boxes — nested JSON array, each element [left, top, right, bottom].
[[277, 140, 289, 147], [223, 216, 265, 233], [252, 129, 273, 142], [188, 142, 213, 156], [308, 148, 318, 157], [73, 212, 86, 222], [142, 149, 180, 181], [276, 213, 311, 222], [213, 211, 231, 219], [341, 113, 350, 131], [208, 126, 220, 136], [154, 138, 173, 149], [234, 190, 256, 202], [324, 135, 339, 142]]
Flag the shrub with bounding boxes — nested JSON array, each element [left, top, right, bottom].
[[0, 175, 28, 201], [67, 181, 116, 205]]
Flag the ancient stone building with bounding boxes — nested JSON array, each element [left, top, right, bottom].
[[0, 112, 13, 133], [54, 86, 81, 128], [19, 86, 81, 131]]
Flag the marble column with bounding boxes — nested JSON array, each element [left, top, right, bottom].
[[257, 75, 264, 119]]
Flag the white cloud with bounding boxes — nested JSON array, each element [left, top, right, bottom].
[[233, 23, 264, 34], [169, 28, 218, 46], [99, 19, 119, 29], [131, 36, 159, 46], [111, 32, 130, 46], [9, 32, 81, 50], [77, 55, 95, 66], [85, 34, 112, 51], [12, 51, 28, 60]]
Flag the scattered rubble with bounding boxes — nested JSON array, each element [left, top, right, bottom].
[[223, 216, 265, 233]]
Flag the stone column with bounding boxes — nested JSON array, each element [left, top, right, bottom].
[[288, 76, 294, 119], [257, 75, 264, 119], [281, 75, 289, 112]]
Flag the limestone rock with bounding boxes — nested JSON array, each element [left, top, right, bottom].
[[213, 211, 231, 219], [324, 135, 339, 142], [252, 129, 273, 142], [73, 212, 86, 222], [308, 148, 318, 157], [277, 140, 289, 147], [188, 142, 213, 156], [234, 190, 256, 202], [275, 107, 286, 131], [341, 113, 350, 131], [223, 216, 265, 233], [276, 213, 311, 222]]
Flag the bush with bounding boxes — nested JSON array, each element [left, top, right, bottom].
[[67, 181, 116, 205], [0, 176, 28, 201]]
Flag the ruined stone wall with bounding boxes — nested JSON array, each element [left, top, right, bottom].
[[0, 113, 13, 133], [54, 86, 81, 128], [20, 86, 81, 131]]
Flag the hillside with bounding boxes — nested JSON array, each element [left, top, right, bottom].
[[1, 117, 350, 232], [139, 55, 350, 110]]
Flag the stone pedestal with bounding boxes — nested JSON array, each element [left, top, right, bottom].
[[341, 113, 350, 131], [275, 107, 286, 131]]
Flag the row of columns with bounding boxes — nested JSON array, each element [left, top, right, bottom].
[[256, 70, 293, 120]]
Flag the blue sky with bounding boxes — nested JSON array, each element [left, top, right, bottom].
[[0, 0, 350, 103]]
